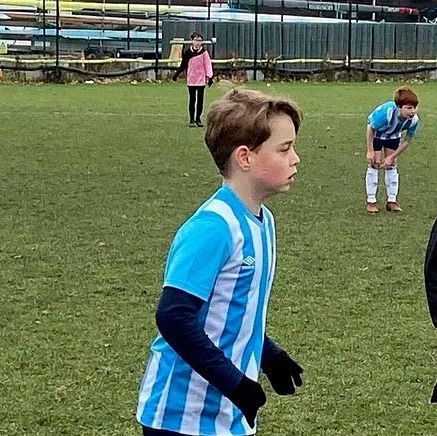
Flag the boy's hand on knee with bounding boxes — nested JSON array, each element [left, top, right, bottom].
[[382, 155, 396, 168], [263, 350, 303, 395], [229, 375, 266, 428], [366, 151, 375, 165]]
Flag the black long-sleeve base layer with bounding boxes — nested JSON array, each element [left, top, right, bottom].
[[155, 286, 284, 398]]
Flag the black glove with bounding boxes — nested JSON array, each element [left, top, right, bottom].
[[263, 350, 303, 395], [208, 77, 213, 88], [172, 73, 178, 82], [431, 381, 437, 403], [228, 375, 266, 428]]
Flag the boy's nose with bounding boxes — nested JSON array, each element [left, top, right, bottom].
[[291, 152, 300, 166]]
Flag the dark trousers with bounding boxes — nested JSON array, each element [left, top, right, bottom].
[[188, 86, 205, 122], [142, 426, 189, 436]]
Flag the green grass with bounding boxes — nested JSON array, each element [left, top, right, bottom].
[[1, 81, 436, 436]]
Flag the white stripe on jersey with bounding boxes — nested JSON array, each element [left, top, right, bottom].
[[179, 199, 243, 435], [152, 361, 175, 428], [379, 114, 408, 139], [262, 208, 276, 334], [383, 108, 399, 137], [230, 218, 264, 378], [179, 371, 210, 435], [202, 200, 244, 349], [247, 353, 259, 383], [136, 351, 161, 422], [215, 397, 234, 436], [208, 216, 265, 434]]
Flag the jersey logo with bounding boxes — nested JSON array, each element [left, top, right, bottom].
[[242, 256, 255, 266]]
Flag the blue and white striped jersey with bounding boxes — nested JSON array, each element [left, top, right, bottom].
[[137, 184, 276, 436], [367, 101, 419, 140]]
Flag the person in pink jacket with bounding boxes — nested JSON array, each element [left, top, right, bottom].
[[173, 32, 214, 128]]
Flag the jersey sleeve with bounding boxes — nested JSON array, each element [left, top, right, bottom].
[[163, 212, 232, 302], [368, 105, 389, 130]]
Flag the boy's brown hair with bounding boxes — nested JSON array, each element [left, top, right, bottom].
[[394, 86, 419, 107], [205, 88, 302, 176]]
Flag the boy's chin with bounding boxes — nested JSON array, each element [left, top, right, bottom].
[[263, 183, 293, 197], [277, 184, 292, 193]]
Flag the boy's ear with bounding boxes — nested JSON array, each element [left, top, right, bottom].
[[233, 145, 251, 171]]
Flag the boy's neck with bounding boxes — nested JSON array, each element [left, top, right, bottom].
[[224, 179, 263, 216]]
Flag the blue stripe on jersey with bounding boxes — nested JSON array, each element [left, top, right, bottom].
[[199, 384, 221, 435], [230, 220, 274, 433], [138, 352, 174, 425], [163, 209, 232, 302], [231, 406, 246, 435], [265, 208, 276, 296], [199, 187, 256, 434], [236, 221, 270, 370], [137, 355, 154, 422], [382, 109, 398, 137], [230, 211, 274, 433], [160, 357, 193, 431]]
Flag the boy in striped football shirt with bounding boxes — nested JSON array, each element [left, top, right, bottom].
[[365, 86, 419, 213], [137, 88, 304, 436]]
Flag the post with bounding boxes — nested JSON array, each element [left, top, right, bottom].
[[55, 0, 60, 79], [42, 0, 46, 55], [127, 0, 131, 50], [102, 0, 106, 34], [155, 0, 160, 79], [253, 0, 258, 80], [281, 0, 284, 60], [208, 0, 211, 20], [347, 1, 352, 71]]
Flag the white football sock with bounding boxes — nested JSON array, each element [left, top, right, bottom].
[[365, 166, 379, 203], [385, 166, 399, 203]]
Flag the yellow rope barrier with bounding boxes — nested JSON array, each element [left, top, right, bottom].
[[1, 57, 436, 66], [0, 0, 185, 13]]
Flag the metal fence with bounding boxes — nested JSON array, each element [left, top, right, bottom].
[[163, 20, 437, 76]]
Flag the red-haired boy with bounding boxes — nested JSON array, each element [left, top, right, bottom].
[[365, 86, 419, 213]]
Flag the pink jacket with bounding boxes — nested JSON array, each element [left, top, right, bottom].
[[175, 47, 213, 87], [187, 50, 213, 86]]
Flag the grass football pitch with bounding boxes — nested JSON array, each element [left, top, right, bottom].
[[1, 81, 436, 435]]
